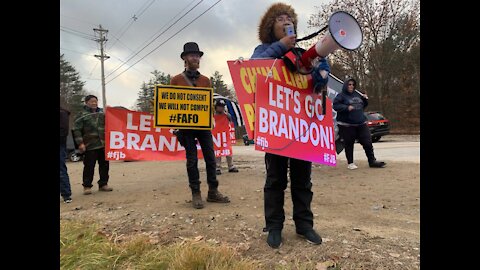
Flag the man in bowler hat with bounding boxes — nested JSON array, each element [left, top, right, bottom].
[[170, 42, 230, 209]]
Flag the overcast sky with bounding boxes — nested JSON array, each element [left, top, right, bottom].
[[60, 0, 330, 109]]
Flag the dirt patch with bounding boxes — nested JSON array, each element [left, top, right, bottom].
[[61, 137, 419, 269]]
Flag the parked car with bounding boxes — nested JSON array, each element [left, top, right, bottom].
[[364, 111, 390, 142], [242, 134, 255, 146]]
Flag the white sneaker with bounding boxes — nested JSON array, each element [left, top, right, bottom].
[[347, 163, 358, 170]]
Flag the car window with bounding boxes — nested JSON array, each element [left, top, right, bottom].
[[365, 112, 385, 120]]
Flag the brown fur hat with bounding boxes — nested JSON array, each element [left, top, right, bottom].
[[258, 3, 298, 43]]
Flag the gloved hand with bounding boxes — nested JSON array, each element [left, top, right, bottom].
[[312, 58, 330, 93]]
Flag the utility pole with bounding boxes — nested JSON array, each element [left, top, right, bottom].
[[94, 25, 110, 110]]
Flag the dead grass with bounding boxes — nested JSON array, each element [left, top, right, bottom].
[[60, 220, 262, 270]]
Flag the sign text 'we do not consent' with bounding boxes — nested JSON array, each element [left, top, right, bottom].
[[154, 85, 213, 130]]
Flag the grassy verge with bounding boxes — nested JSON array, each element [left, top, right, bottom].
[[60, 220, 261, 270]]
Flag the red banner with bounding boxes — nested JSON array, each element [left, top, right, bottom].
[[254, 75, 336, 166], [105, 107, 232, 161]]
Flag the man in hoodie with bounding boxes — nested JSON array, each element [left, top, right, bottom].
[[170, 42, 230, 209], [251, 2, 327, 249], [72, 95, 113, 195], [333, 78, 386, 169]]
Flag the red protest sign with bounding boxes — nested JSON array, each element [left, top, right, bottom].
[[213, 114, 233, 157], [254, 75, 337, 166]]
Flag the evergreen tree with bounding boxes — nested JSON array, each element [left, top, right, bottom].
[[136, 70, 171, 112], [210, 71, 235, 99], [60, 54, 88, 115]]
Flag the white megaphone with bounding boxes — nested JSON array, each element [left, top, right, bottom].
[[301, 11, 362, 69], [283, 11, 363, 74]]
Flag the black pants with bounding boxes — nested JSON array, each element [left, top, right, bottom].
[[182, 130, 218, 192], [338, 124, 376, 164], [264, 153, 313, 231], [82, 148, 109, 188]]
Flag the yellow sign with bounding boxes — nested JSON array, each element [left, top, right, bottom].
[[153, 85, 213, 130]]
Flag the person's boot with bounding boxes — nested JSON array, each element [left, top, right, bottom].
[[267, 229, 282, 248], [99, 185, 113, 192], [228, 167, 239, 173], [192, 191, 204, 209], [207, 189, 230, 203], [369, 160, 386, 168], [83, 187, 92, 195], [296, 229, 322, 245]]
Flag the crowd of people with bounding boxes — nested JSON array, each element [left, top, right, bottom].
[[60, 2, 385, 249]]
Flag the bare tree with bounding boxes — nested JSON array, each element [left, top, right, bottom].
[[305, 0, 420, 132]]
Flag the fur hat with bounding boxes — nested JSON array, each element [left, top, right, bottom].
[[258, 3, 298, 43]]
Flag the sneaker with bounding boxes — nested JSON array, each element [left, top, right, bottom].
[[297, 229, 322, 245], [99, 185, 113, 192], [216, 169, 222, 175], [267, 229, 282, 248], [206, 190, 230, 203], [369, 161, 386, 168], [228, 167, 239, 173], [83, 187, 92, 195], [63, 197, 72, 203], [347, 163, 358, 170]]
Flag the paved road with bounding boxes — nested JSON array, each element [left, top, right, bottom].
[[232, 140, 420, 163]]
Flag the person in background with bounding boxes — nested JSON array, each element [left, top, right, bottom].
[[332, 78, 386, 169], [60, 106, 72, 203], [72, 95, 113, 195], [251, 2, 327, 249], [214, 99, 239, 175], [170, 42, 230, 209]]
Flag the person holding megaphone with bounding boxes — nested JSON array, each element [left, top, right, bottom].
[[251, 2, 325, 249]]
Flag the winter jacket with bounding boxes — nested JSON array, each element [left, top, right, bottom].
[[332, 80, 369, 125], [60, 107, 70, 145], [72, 106, 106, 151], [251, 42, 289, 59]]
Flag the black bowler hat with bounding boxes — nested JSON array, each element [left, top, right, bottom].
[[180, 42, 204, 59]]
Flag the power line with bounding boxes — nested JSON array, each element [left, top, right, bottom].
[[106, 0, 223, 85], [60, 47, 93, 56], [108, 0, 157, 50], [60, 26, 96, 40], [135, 0, 156, 18], [107, 33, 157, 70], [87, 62, 99, 79], [105, 0, 204, 79], [108, 54, 151, 77]]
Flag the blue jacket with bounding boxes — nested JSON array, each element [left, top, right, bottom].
[[332, 80, 368, 125], [251, 41, 289, 59]]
